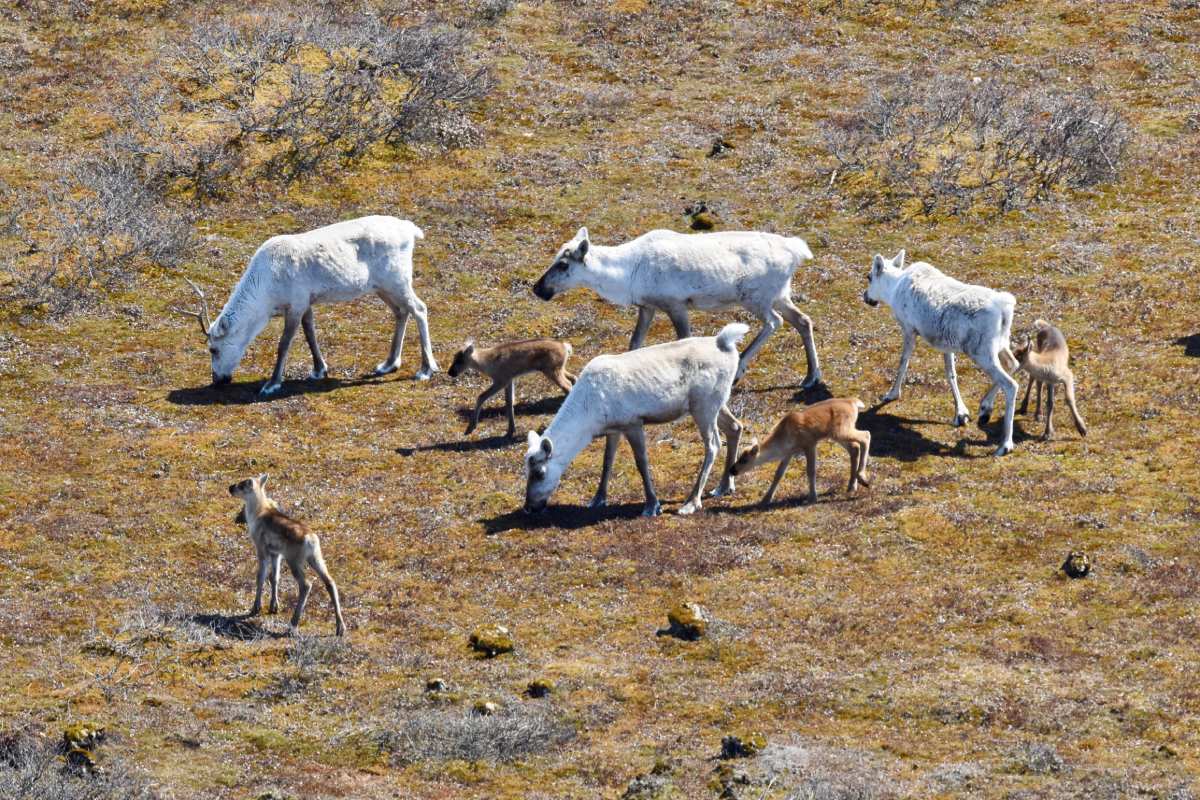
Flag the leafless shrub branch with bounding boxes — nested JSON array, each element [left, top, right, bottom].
[[378, 705, 574, 764]]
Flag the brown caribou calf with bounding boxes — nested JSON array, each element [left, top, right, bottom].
[[1015, 319, 1087, 440], [229, 475, 346, 637], [730, 398, 871, 506], [448, 338, 575, 438]]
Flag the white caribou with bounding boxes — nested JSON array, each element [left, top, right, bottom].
[[863, 250, 1020, 456], [523, 323, 749, 517], [177, 216, 438, 396], [531, 228, 821, 387]]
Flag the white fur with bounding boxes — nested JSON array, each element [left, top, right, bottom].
[[863, 250, 1020, 456], [523, 323, 748, 516], [206, 215, 438, 395], [532, 228, 821, 386]]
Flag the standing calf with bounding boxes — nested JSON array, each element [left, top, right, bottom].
[[532, 227, 821, 386], [731, 398, 871, 506], [229, 475, 346, 637], [177, 216, 438, 397], [523, 323, 749, 517], [1015, 319, 1088, 440], [863, 250, 1020, 456], [448, 338, 576, 438]]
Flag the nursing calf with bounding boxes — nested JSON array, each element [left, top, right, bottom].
[[863, 250, 1020, 455], [523, 323, 748, 517]]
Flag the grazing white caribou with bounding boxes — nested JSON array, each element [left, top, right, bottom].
[[177, 216, 438, 396], [531, 227, 821, 387], [523, 323, 749, 517], [863, 250, 1020, 456]]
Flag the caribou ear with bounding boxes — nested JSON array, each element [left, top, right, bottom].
[[257, 473, 269, 488], [872, 254, 885, 274], [894, 249, 906, 269], [213, 315, 229, 337], [463, 340, 475, 354], [526, 430, 540, 450], [541, 436, 554, 457]]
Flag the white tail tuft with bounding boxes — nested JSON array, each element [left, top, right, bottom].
[[716, 322, 751, 352], [563, 342, 573, 358], [408, 221, 425, 240], [1033, 318, 1051, 330], [854, 398, 866, 411]]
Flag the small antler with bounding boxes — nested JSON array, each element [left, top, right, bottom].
[[172, 278, 212, 338]]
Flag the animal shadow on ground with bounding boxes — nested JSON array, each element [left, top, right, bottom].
[[453, 395, 565, 423], [859, 405, 974, 461], [167, 374, 393, 406], [397, 434, 518, 455], [711, 489, 859, 515], [483, 502, 651, 535], [1174, 334, 1200, 357], [734, 380, 832, 403], [190, 612, 282, 641]]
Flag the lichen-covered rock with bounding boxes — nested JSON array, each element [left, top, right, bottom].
[[621, 771, 674, 799], [1062, 550, 1091, 579], [62, 722, 104, 753], [472, 700, 500, 716], [469, 624, 513, 657], [666, 602, 710, 640], [721, 731, 767, 759], [526, 678, 555, 698]]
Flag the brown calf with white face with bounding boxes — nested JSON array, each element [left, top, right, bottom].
[[730, 398, 871, 506], [228, 475, 346, 636], [1014, 319, 1087, 440], [448, 338, 575, 438]]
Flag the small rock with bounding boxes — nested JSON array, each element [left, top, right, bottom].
[[425, 678, 449, 693], [621, 771, 673, 799], [472, 700, 500, 716], [469, 624, 514, 657], [664, 601, 710, 640], [683, 201, 719, 231], [708, 136, 734, 158], [1062, 550, 1091, 579], [525, 678, 555, 698], [721, 731, 767, 759]]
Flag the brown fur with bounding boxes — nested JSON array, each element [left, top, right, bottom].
[[731, 398, 871, 506], [1015, 319, 1087, 440], [449, 338, 575, 438]]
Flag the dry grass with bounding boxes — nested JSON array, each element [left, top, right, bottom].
[[1, 0, 1199, 798]]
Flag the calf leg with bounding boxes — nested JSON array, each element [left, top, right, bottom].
[[249, 552, 270, 616], [842, 441, 860, 493], [301, 308, 328, 380], [260, 311, 302, 396], [374, 293, 410, 376], [710, 404, 742, 497], [629, 306, 656, 350], [287, 560, 311, 635], [309, 545, 346, 637], [548, 368, 573, 394], [504, 380, 517, 438], [944, 352, 971, 427], [777, 298, 822, 388], [590, 433, 620, 508], [1063, 372, 1088, 436], [1019, 373, 1034, 415], [1034, 380, 1044, 420], [804, 444, 818, 504], [882, 329, 917, 403], [268, 553, 281, 614], [855, 430, 871, 486], [466, 380, 506, 436], [735, 309, 782, 383], [1042, 382, 1056, 441], [761, 456, 792, 506], [625, 425, 661, 517]]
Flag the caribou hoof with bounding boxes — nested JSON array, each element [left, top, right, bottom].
[[258, 382, 282, 397], [881, 390, 900, 404], [994, 441, 1014, 456], [308, 367, 328, 381], [976, 410, 992, 430], [953, 412, 970, 427], [642, 500, 662, 517], [588, 493, 607, 509], [414, 366, 435, 381], [800, 372, 823, 390], [677, 500, 701, 515], [709, 480, 735, 498], [373, 361, 398, 376]]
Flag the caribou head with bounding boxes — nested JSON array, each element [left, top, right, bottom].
[[174, 279, 232, 386]]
